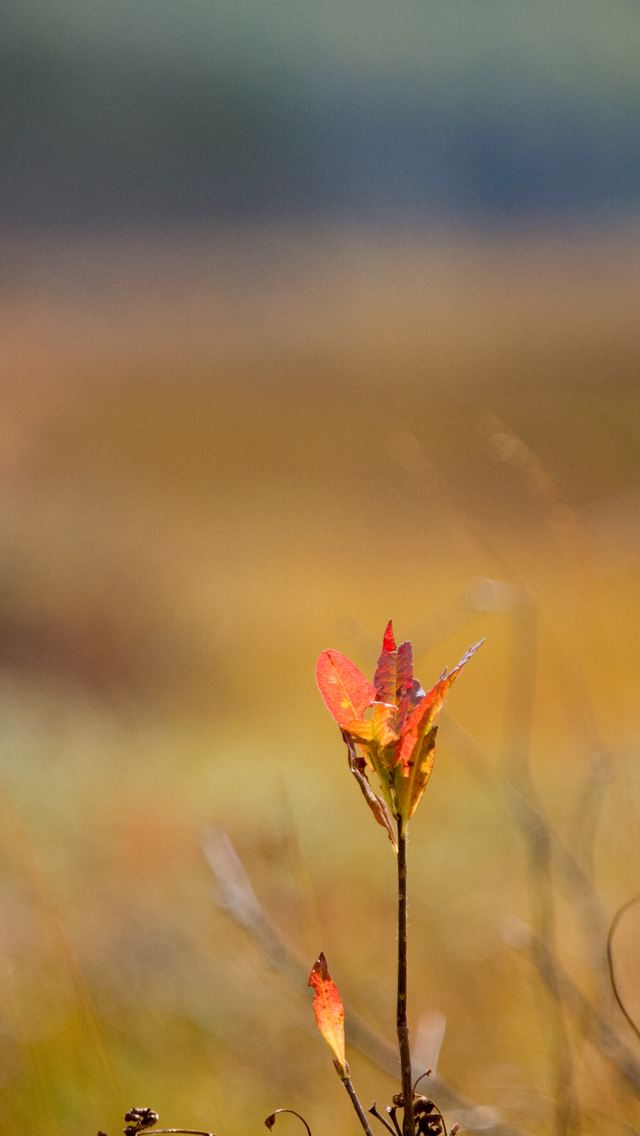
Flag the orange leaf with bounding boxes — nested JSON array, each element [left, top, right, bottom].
[[398, 639, 485, 773], [308, 953, 349, 1077], [347, 703, 399, 751], [408, 725, 438, 819], [316, 650, 376, 729], [396, 639, 485, 827], [395, 682, 443, 776]]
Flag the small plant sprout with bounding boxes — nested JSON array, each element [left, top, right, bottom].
[[315, 622, 483, 1136]]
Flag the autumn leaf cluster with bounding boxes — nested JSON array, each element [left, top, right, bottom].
[[316, 621, 483, 842]]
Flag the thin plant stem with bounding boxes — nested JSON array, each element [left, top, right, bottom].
[[368, 1103, 398, 1136], [397, 823, 414, 1136], [607, 893, 640, 1042], [204, 829, 534, 1136], [265, 1109, 312, 1136], [342, 1076, 376, 1136]]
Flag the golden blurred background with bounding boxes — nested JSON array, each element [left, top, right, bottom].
[[2, 4, 640, 1135], [0, 226, 639, 1136]]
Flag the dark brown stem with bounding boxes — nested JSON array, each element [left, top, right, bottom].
[[368, 1103, 397, 1136], [342, 1077, 376, 1136], [397, 824, 414, 1136], [385, 1107, 402, 1136]]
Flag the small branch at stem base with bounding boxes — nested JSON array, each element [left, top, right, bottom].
[[368, 1103, 398, 1136], [396, 824, 414, 1136]]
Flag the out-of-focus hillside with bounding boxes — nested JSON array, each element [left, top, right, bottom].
[[3, 0, 640, 224], [0, 227, 640, 1136]]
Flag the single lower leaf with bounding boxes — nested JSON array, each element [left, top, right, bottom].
[[308, 953, 349, 1077]]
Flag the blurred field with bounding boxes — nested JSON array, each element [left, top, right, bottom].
[[0, 224, 640, 1136]]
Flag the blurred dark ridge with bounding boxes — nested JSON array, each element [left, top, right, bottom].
[[1, 0, 640, 228]]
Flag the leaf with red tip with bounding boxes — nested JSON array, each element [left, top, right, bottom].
[[374, 623, 416, 715], [374, 621, 398, 702], [308, 953, 348, 1077], [316, 651, 376, 729], [382, 619, 396, 652]]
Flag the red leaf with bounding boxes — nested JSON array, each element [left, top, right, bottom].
[[374, 622, 416, 714], [373, 620, 398, 703], [395, 640, 416, 723], [308, 953, 348, 1077], [316, 651, 376, 729], [382, 619, 396, 652]]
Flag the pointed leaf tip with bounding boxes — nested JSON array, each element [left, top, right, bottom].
[[308, 953, 348, 1077], [375, 621, 405, 703], [310, 951, 329, 980], [383, 620, 396, 652], [450, 637, 486, 677]]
